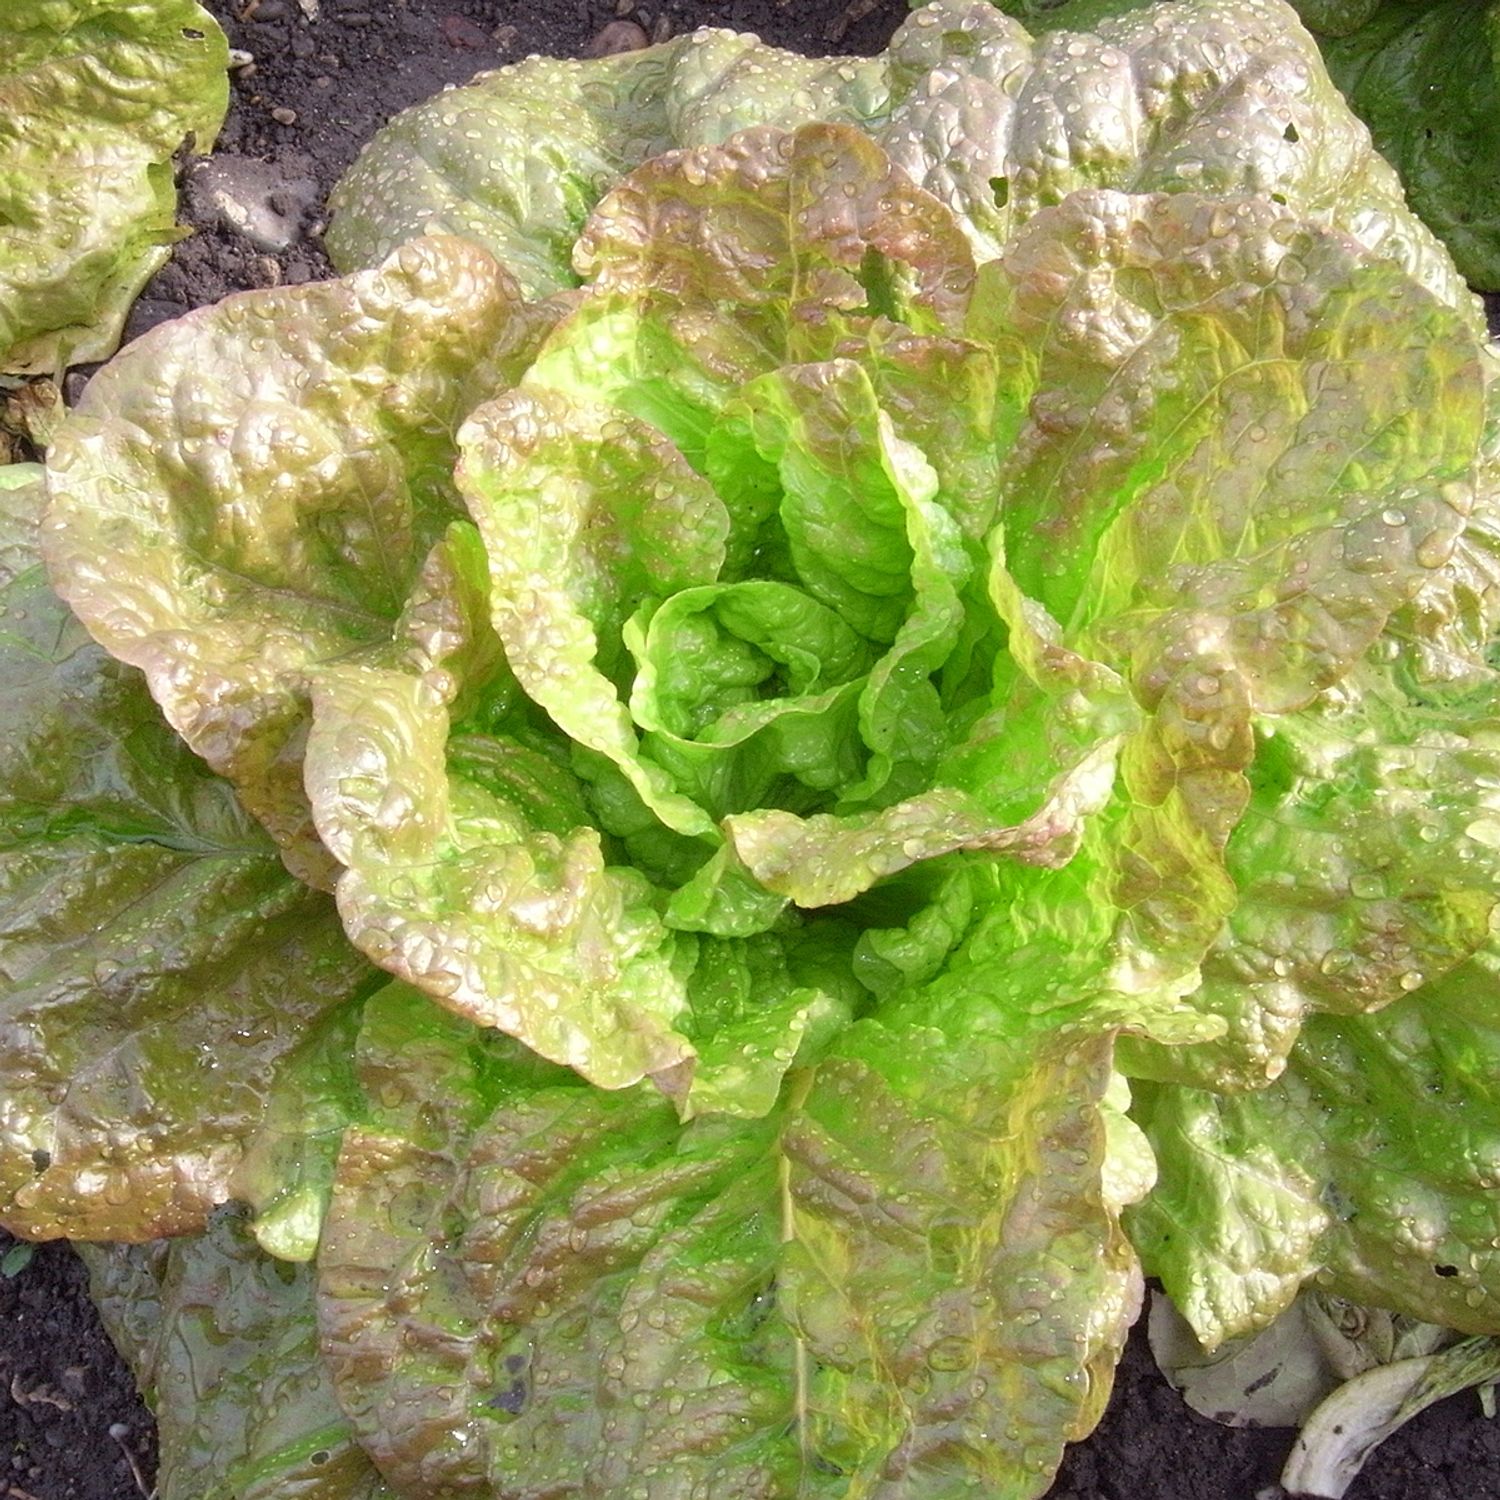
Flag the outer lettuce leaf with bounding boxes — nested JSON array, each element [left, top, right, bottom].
[[985, 186, 1485, 991], [1002, 180, 1498, 1076], [1123, 665, 1500, 1091], [989, 190, 1483, 656], [0, 467, 375, 1242], [0, 0, 228, 373], [1132, 950, 1500, 1347], [81, 1207, 395, 1500], [315, 981, 1152, 1499], [327, 0, 1472, 318], [43, 237, 552, 886], [304, 661, 695, 1091], [573, 122, 975, 356]]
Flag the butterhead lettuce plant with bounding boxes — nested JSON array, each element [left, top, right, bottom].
[[5, 1, 1500, 1496]]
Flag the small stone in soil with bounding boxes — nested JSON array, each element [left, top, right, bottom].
[[271, 105, 298, 124], [441, 13, 491, 48], [585, 19, 649, 55]]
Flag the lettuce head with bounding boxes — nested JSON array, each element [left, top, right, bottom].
[[7, 1, 1500, 1496]]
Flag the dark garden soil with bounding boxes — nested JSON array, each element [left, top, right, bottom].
[[5, 0, 1500, 1496]]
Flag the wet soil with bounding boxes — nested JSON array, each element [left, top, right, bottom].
[[0, 1235, 155, 1500], [6, 0, 1500, 1496]]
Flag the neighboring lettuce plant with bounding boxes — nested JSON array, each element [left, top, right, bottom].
[[6, 1, 1500, 1496], [0, 0, 228, 374], [965, 0, 1500, 290]]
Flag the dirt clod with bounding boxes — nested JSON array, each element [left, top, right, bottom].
[[441, 12, 491, 47]]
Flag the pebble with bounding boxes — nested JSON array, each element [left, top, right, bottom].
[[441, 13, 491, 49], [271, 106, 298, 125], [585, 19, 649, 56], [248, 0, 287, 18]]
